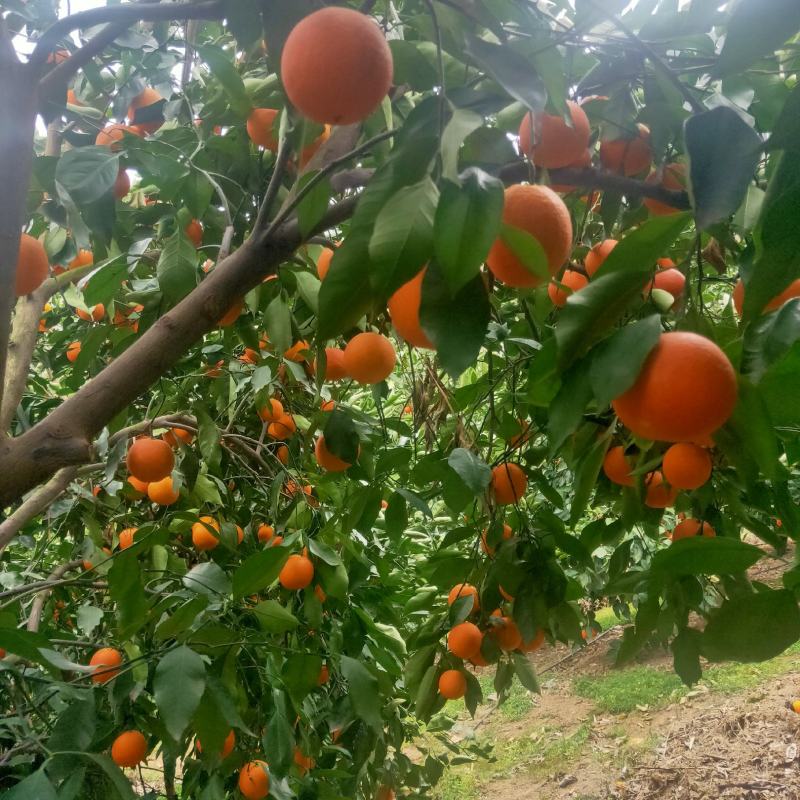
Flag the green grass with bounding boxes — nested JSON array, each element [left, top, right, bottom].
[[573, 666, 687, 713], [433, 771, 480, 800], [470, 674, 535, 720]]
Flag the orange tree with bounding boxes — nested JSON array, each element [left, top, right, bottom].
[[1, 0, 800, 797]]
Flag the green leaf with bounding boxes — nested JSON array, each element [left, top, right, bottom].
[[81, 754, 138, 799], [742, 299, 800, 381], [233, 548, 291, 598], [322, 408, 360, 464], [714, 0, 800, 78], [154, 596, 209, 642], [294, 270, 320, 313], [157, 230, 197, 305], [55, 146, 119, 207], [671, 628, 703, 686], [265, 695, 295, 777], [307, 538, 341, 566], [154, 645, 207, 741], [415, 664, 439, 722], [340, 655, 383, 731], [198, 44, 252, 117], [2, 769, 57, 800], [183, 562, 232, 597], [568, 438, 608, 526], [107, 551, 147, 638], [251, 599, 299, 633], [512, 652, 541, 693], [317, 561, 349, 599], [498, 223, 549, 282], [434, 169, 504, 294], [650, 537, 764, 580], [466, 36, 546, 112], [440, 108, 484, 183], [768, 82, 800, 152], [419, 265, 490, 379], [281, 653, 322, 704], [684, 106, 763, 230], [83, 257, 128, 305], [547, 361, 593, 452], [701, 589, 800, 662], [726, 380, 783, 481], [447, 448, 491, 494], [368, 178, 439, 298], [195, 404, 221, 472], [264, 293, 292, 356], [760, 341, 800, 428], [296, 172, 332, 237], [589, 316, 662, 407]]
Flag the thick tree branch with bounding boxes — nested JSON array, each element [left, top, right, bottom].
[[26, 559, 84, 632], [30, 0, 226, 66]]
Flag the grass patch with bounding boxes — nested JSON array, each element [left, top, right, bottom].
[[433, 771, 479, 800], [703, 639, 800, 694], [472, 674, 535, 721], [573, 666, 687, 713]]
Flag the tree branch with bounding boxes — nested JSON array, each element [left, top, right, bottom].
[[30, 0, 226, 67], [26, 559, 84, 633]]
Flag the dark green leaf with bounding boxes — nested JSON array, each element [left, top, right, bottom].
[[3, 770, 58, 800], [198, 44, 252, 117], [296, 172, 332, 237], [81, 754, 138, 799], [726, 380, 783, 481], [233, 548, 291, 598], [341, 655, 382, 731], [107, 551, 147, 638], [568, 438, 608, 526], [264, 293, 292, 356], [671, 628, 703, 685], [157, 230, 197, 305], [447, 448, 491, 494], [282, 653, 323, 704], [265, 695, 295, 777], [650, 537, 764, 580], [498, 223, 550, 282], [768, 82, 800, 152], [251, 599, 299, 633], [55, 146, 118, 206], [154, 646, 206, 741], [742, 299, 800, 381], [547, 361, 593, 452], [322, 408, 360, 464], [512, 652, 540, 693], [182, 562, 232, 597]]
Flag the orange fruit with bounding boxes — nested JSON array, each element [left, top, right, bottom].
[[284, 340, 310, 362], [520, 629, 546, 653], [791, 699, 800, 714], [298, 125, 331, 168], [118, 527, 137, 549], [518, 101, 591, 168], [113, 168, 130, 199], [15, 233, 49, 296], [499, 585, 515, 602], [548, 269, 588, 307], [77, 303, 105, 322], [258, 398, 284, 423], [585, 239, 617, 277], [732, 277, 800, 316], [196, 729, 235, 758], [315, 585, 327, 602], [257, 523, 275, 543], [599, 124, 652, 176], [602, 446, 635, 487], [486, 184, 572, 288], [657, 258, 676, 270], [95, 123, 141, 150], [644, 471, 678, 508], [293, 747, 315, 774], [147, 476, 180, 505], [192, 516, 220, 551], [267, 413, 296, 439], [490, 614, 522, 651], [111, 730, 148, 767], [127, 475, 149, 495], [448, 583, 480, 614], [643, 163, 687, 216], [276, 444, 289, 464], [377, 787, 396, 800], [662, 442, 712, 490], [480, 523, 512, 556], [316, 247, 334, 280], [438, 669, 467, 700], [238, 761, 270, 800], [247, 108, 279, 150], [218, 299, 243, 327], [127, 87, 163, 133], [240, 347, 260, 365], [447, 621, 483, 659], [612, 332, 738, 442], [185, 219, 203, 248], [162, 427, 193, 447], [343, 332, 396, 384], [387, 268, 434, 349], [279, 553, 314, 590], [469, 650, 489, 667], [68, 249, 93, 270], [672, 518, 716, 540], [89, 647, 123, 684], [317, 347, 347, 381], [66, 341, 82, 363], [318, 664, 330, 685], [491, 463, 527, 505], [321, 399, 335, 411], [315, 435, 353, 472], [127, 437, 174, 482], [645, 268, 685, 307], [549, 149, 592, 192], [281, 7, 393, 125]]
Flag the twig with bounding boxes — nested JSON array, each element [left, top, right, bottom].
[[26, 560, 84, 632], [253, 135, 293, 234]]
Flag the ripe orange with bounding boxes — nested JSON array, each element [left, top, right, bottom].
[[603, 446, 635, 487], [612, 332, 738, 442], [645, 268, 686, 306], [585, 239, 617, 277], [192, 516, 220, 551], [118, 527, 137, 550], [317, 347, 347, 381], [127, 475, 149, 495], [316, 247, 334, 280], [644, 471, 678, 508], [520, 629, 546, 653], [438, 669, 467, 700], [257, 524, 275, 543], [448, 583, 480, 614], [267, 413, 296, 439], [218, 299, 243, 327], [276, 444, 289, 464], [499, 585, 515, 602], [732, 277, 800, 316], [298, 124, 331, 168], [599, 124, 652, 176], [147, 476, 180, 505], [240, 347, 260, 365], [113, 168, 131, 199], [127, 87, 163, 133], [111, 730, 148, 767], [490, 614, 522, 651], [486, 184, 573, 287], [196, 729, 235, 758], [162, 427, 193, 447], [66, 341, 82, 363], [68, 249, 93, 270], [77, 303, 105, 322], [279, 553, 315, 590], [89, 647, 123, 684], [238, 761, 270, 800], [95, 123, 141, 150], [315, 435, 353, 472], [548, 269, 588, 307], [284, 340, 310, 362], [127, 437, 174, 482], [247, 108, 279, 150], [15, 233, 49, 296], [377, 787, 396, 800], [662, 442, 712, 490], [518, 101, 591, 169], [672, 518, 716, 540], [258, 398, 284, 423], [185, 219, 203, 248], [791, 699, 800, 714], [491, 463, 527, 505], [315, 585, 327, 602], [293, 747, 315, 775], [480, 523, 513, 556], [643, 163, 687, 216], [318, 663, 330, 685], [281, 7, 393, 125], [447, 621, 483, 659], [549, 148, 592, 192], [343, 332, 396, 384], [387, 268, 434, 349]]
